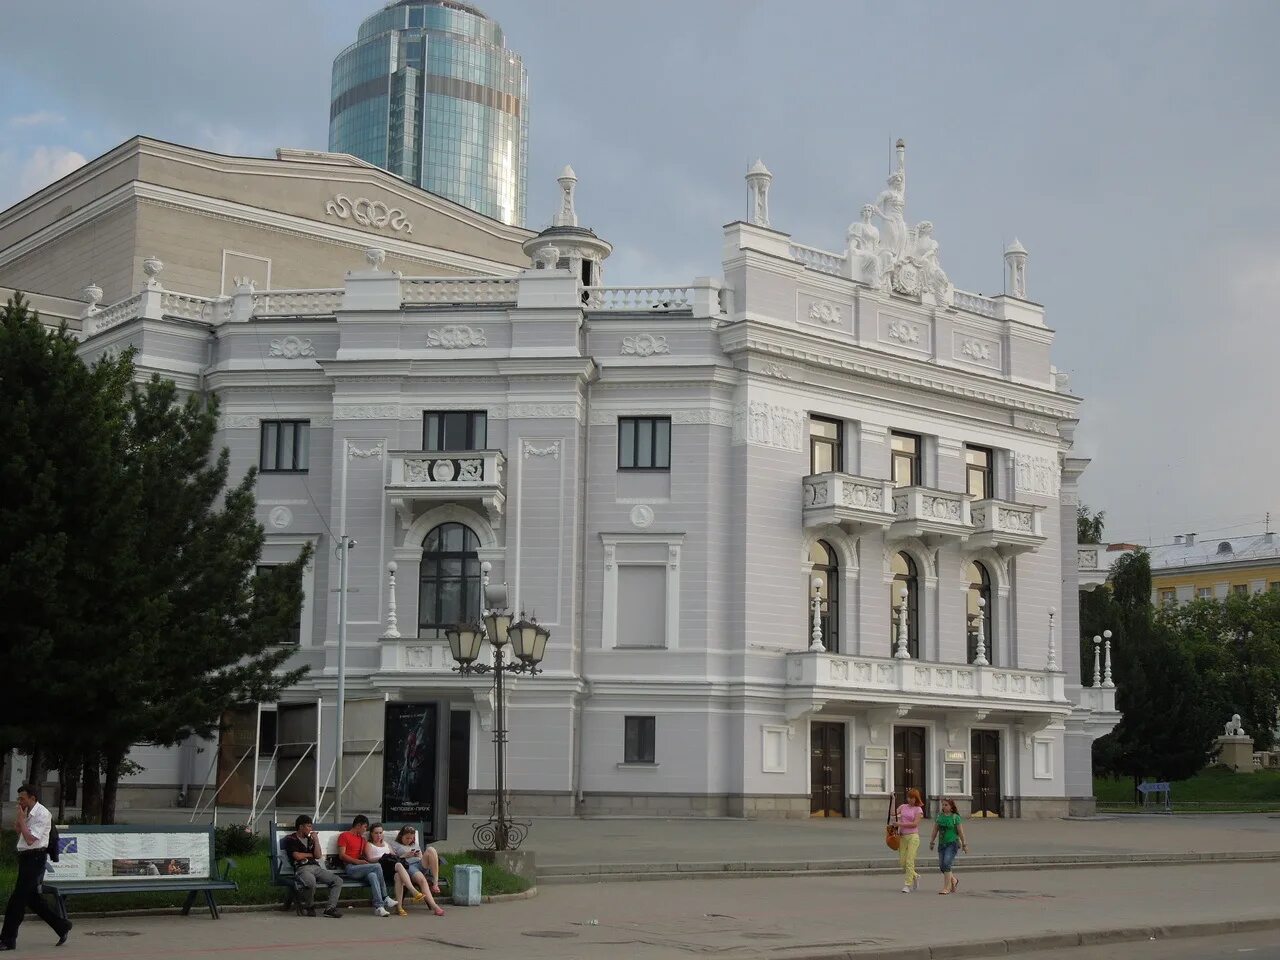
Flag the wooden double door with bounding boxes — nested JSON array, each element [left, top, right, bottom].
[[809, 721, 846, 817], [971, 730, 1002, 817], [893, 726, 928, 812]]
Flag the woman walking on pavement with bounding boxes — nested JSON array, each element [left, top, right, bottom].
[[930, 797, 969, 894], [892, 787, 925, 892]]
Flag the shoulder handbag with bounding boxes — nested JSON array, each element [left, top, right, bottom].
[[884, 793, 900, 851]]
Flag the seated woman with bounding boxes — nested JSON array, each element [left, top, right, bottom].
[[364, 824, 422, 917], [389, 825, 446, 916]]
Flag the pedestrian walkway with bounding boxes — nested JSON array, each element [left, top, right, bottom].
[[34, 861, 1280, 960]]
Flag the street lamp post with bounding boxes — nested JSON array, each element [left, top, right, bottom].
[[1102, 629, 1114, 688], [445, 564, 550, 852], [808, 577, 826, 652]]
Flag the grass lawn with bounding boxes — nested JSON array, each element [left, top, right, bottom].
[[0, 832, 531, 914], [1095, 765, 1280, 811]]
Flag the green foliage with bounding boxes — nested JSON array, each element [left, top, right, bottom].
[[0, 294, 310, 822], [1095, 766, 1280, 810], [1077, 504, 1106, 544], [214, 824, 260, 859]]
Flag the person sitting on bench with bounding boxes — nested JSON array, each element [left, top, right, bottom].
[[336, 815, 397, 917], [282, 816, 342, 918], [389, 825, 446, 915]]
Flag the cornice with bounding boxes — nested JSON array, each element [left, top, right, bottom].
[[720, 322, 1077, 419]]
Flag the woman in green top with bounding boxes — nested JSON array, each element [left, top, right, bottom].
[[929, 797, 968, 894]]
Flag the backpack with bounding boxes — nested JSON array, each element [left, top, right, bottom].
[[47, 823, 60, 863]]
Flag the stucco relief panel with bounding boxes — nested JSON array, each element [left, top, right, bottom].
[[951, 331, 1001, 370], [796, 292, 852, 333], [731, 401, 805, 451], [877, 313, 932, 354]]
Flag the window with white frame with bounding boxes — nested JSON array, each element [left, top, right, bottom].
[[601, 534, 683, 650]]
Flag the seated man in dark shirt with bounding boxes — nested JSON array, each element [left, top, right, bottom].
[[282, 815, 342, 917]]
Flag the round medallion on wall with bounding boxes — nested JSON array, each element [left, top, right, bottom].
[[630, 504, 655, 528], [268, 506, 293, 529]]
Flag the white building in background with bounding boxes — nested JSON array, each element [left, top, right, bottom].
[[69, 143, 1118, 819]]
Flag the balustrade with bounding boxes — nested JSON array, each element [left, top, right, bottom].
[[789, 243, 847, 277], [402, 277, 517, 305], [583, 286, 694, 312]]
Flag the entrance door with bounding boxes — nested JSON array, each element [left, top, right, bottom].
[[893, 726, 928, 813], [809, 722, 846, 817], [448, 710, 471, 815], [971, 730, 1001, 817]]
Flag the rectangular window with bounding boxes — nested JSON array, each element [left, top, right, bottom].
[[624, 716, 656, 764], [259, 421, 310, 473], [255, 565, 303, 645], [1271, 583, 1280, 593], [1196, 586, 1213, 600], [617, 567, 667, 648], [1232, 584, 1249, 596], [618, 417, 671, 470], [423, 411, 487, 451], [891, 431, 921, 488], [258, 710, 278, 757], [965, 445, 993, 500], [809, 416, 842, 475], [1159, 588, 1176, 606]]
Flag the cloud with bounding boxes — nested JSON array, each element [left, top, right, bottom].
[[8, 110, 64, 128], [18, 146, 87, 194]]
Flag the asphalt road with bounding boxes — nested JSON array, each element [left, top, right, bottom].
[[1008, 930, 1280, 960]]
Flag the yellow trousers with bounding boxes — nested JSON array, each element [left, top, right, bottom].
[[898, 832, 920, 885]]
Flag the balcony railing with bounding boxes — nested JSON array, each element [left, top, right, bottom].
[[786, 651, 1068, 707], [968, 498, 1045, 556], [789, 242, 847, 277], [401, 277, 517, 306], [888, 486, 972, 544], [802, 472, 895, 533], [386, 449, 506, 523]]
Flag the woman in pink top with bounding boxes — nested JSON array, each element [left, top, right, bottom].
[[891, 788, 925, 892]]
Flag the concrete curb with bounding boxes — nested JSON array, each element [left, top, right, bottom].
[[827, 915, 1280, 960], [539, 849, 1280, 884], [59, 886, 537, 919]]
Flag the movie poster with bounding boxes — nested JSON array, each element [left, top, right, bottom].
[[382, 701, 443, 825]]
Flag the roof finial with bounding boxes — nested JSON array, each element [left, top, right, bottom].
[[1004, 237, 1028, 298], [553, 164, 578, 227], [745, 159, 772, 227]]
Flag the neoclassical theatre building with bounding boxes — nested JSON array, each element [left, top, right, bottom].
[[68, 145, 1118, 819]]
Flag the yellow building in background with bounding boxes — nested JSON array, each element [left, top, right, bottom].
[[1148, 532, 1280, 605]]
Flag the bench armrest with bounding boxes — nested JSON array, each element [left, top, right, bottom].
[[220, 858, 237, 884]]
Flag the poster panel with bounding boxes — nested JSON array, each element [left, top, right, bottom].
[[49, 831, 211, 882], [381, 701, 448, 837]]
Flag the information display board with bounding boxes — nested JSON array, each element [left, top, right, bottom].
[[49, 830, 211, 882], [381, 700, 449, 841]]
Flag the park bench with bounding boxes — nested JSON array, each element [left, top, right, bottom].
[[42, 824, 237, 920], [267, 821, 447, 914]]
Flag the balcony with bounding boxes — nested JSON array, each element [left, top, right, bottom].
[[786, 651, 1068, 710], [888, 486, 972, 546], [968, 499, 1045, 557], [387, 449, 506, 524], [802, 473, 895, 534]]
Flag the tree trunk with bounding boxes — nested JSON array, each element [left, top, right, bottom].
[[101, 749, 126, 824], [28, 746, 45, 792], [81, 756, 102, 823], [58, 756, 81, 822]]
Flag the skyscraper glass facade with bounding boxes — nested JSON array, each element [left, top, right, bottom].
[[329, 1, 528, 226]]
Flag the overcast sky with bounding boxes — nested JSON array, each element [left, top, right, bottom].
[[1, 0, 1276, 546]]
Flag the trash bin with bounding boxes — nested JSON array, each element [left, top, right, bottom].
[[453, 864, 482, 906]]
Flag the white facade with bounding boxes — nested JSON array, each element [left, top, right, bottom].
[[74, 148, 1118, 818]]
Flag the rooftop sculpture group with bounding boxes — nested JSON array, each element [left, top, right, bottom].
[[847, 140, 954, 306]]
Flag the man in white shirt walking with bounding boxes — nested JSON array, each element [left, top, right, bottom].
[[0, 784, 71, 951]]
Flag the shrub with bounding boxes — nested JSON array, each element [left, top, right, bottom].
[[214, 824, 258, 859]]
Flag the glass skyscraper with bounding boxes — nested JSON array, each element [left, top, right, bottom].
[[330, 1, 528, 226]]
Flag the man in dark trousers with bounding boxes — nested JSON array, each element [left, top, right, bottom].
[[0, 784, 71, 950], [282, 815, 342, 918]]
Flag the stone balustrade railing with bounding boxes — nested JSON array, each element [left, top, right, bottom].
[[789, 242, 847, 277], [379, 638, 456, 673], [387, 449, 505, 488], [583, 286, 694, 312], [953, 289, 999, 317], [892, 486, 971, 526], [252, 289, 345, 316], [971, 499, 1041, 536], [159, 291, 220, 323], [402, 277, 518, 305], [786, 651, 1068, 706], [88, 294, 145, 335]]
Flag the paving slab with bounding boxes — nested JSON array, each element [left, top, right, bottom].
[[19, 861, 1280, 960]]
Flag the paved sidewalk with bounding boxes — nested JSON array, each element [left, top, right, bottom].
[[26, 861, 1280, 960]]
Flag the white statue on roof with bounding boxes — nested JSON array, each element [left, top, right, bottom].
[[859, 140, 954, 307]]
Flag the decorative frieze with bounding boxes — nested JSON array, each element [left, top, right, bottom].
[[348, 443, 385, 460], [1014, 452, 1061, 497], [219, 413, 333, 429], [333, 404, 401, 421], [522, 440, 561, 460], [269, 336, 315, 359], [732, 401, 805, 451], [887, 320, 921, 344], [620, 334, 669, 357], [426, 325, 487, 348], [324, 195, 414, 235], [590, 408, 732, 427], [806, 300, 841, 325]]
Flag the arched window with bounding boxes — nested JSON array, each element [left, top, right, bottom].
[[891, 552, 919, 658], [809, 540, 839, 652], [964, 560, 993, 664], [418, 522, 482, 637]]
